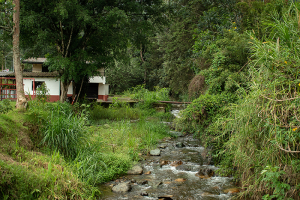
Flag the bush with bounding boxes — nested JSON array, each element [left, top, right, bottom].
[[126, 85, 170, 109], [0, 99, 13, 114]]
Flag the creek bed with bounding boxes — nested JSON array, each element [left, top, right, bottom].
[[99, 134, 238, 200]]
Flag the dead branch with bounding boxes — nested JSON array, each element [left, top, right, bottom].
[[65, 25, 73, 58], [60, 21, 64, 56], [261, 95, 300, 102], [275, 142, 300, 153]]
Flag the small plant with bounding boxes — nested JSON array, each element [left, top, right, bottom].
[[0, 99, 13, 114], [261, 166, 292, 200], [35, 83, 50, 104]]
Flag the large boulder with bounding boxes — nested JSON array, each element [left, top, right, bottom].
[[127, 165, 143, 175], [150, 149, 161, 156], [112, 182, 131, 193]]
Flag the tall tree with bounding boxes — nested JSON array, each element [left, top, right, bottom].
[[13, 0, 27, 108], [21, 0, 168, 102], [0, 0, 27, 108]]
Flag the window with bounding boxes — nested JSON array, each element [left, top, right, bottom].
[[42, 64, 49, 72], [32, 81, 45, 90]]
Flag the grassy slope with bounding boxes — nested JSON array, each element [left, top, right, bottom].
[[0, 109, 98, 200]]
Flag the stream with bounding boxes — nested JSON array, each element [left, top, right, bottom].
[[99, 109, 239, 200]]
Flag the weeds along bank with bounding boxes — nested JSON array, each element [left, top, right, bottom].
[[0, 87, 172, 199], [177, 3, 300, 199]]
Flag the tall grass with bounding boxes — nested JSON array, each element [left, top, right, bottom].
[[41, 107, 87, 160], [89, 104, 141, 122], [208, 4, 300, 199]]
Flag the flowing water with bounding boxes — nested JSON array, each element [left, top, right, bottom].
[[99, 109, 238, 200]]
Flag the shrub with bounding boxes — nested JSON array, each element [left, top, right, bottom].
[[0, 99, 13, 114]]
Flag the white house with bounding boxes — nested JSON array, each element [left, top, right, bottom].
[[0, 58, 109, 102]]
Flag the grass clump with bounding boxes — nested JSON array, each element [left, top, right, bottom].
[[41, 103, 87, 159], [89, 104, 141, 122]]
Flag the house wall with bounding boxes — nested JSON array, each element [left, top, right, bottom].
[[89, 76, 105, 84], [24, 77, 60, 101], [67, 82, 73, 97], [98, 83, 109, 101], [32, 64, 42, 72]]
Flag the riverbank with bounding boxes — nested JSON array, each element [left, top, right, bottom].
[[0, 100, 174, 199]]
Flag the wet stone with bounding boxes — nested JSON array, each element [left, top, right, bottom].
[[174, 178, 186, 182], [148, 180, 163, 189], [160, 160, 170, 166], [158, 195, 173, 200], [131, 179, 136, 183], [175, 164, 194, 171], [140, 191, 148, 196], [158, 143, 168, 149], [224, 188, 240, 194], [175, 142, 185, 148], [150, 149, 161, 156], [170, 160, 183, 167], [127, 165, 143, 175], [137, 180, 148, 185], [112, 182, 131, 193], [196, 168, 215, 178]]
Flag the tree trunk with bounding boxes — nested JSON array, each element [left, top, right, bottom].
[[13, 0, 27, 109], [60, 80, 70, 102]]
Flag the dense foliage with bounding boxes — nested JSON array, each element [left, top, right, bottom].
[[175, 1, 300, 199], [1, 0, 300, 199]]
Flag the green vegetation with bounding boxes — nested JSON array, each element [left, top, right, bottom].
[[176, 2, 300, 199], [1, 0, 300, 199], [0, 86, 172, 199]]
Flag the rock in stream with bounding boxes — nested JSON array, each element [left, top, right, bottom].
[[99, 134, 238, 200]]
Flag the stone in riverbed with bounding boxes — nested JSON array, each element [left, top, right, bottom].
[[170, 160, 183, 167], [112, 182, 131, 193], [140, 191, 148, 196], [127, 165, 143, 175], [175, 142, 185, 148], [176, 165, 195, 171], [158, 143, 168, 149], [195, 168, 214, 178], [137, 180, 148, 185], [160, 160, 170, 166], [150, 149, 161, 156], [158, 195, 173, 200], [223, 188, 240, 194], [174, 178, 186, 182], [148, 180, 163, 189]]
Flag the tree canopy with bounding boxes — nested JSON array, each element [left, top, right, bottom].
[[21, 0, 169, 101]]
